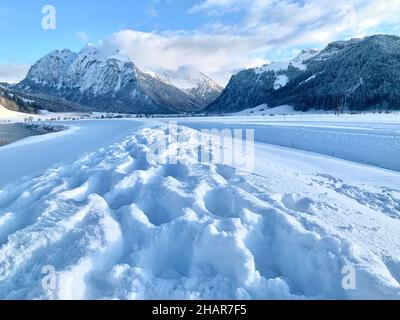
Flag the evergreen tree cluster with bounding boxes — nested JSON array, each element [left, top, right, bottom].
[[207, 35, 400, 113]]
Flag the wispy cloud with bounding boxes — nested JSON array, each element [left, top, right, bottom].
[[0, 64, 30, 83], [189, 0, 400, 46], [6, 1, 399, 86], [99, 0, 400, 85], [100, 29, 268, 85], [76, 31, 90, 43], [145, 0, 160, 18], [189, 0, 247, 14]]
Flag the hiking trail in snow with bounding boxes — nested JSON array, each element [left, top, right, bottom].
[[0, 125, 399, 299]]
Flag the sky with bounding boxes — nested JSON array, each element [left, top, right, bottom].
[[0, 0, 400, 84]]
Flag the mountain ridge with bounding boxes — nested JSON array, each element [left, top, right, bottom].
[[16, 45, 223, 114], [148, 66, 223, 106], [207, 34, 400, 113]]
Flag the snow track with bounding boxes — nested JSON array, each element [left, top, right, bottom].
[[0, 120, 148, 187], [180, 119, 400, 172], [0, 124, 399, 299]]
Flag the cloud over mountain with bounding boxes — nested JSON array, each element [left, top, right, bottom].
[[93, 0, 400, 85]]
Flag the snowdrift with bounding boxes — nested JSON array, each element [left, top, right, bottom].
[[0, 125, 399, 299]]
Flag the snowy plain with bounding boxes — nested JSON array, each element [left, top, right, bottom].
[[179, 106, 400, 172], [0, 106, 399, 299]]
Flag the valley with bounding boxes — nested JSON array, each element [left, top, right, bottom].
[[0, 108, 399, 299], [0, 28, 400, 301]]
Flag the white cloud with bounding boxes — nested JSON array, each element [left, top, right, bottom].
[[76, 31, 90, 43], [2, 1, 399, 89], [100, 29, 268, 85], [0, 64, 30, 83], [97, 0, 400, 85], [189, 0, 247, 14], [190, 0, 400, 47]]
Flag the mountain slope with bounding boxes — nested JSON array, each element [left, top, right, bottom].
[[1, 84, 92, 114], [207, 35, 400, 113], [0, 86, 38, 114], [16, 46, 213, 114], [151, 66, 223, 106], [206, 49, 318, 113]]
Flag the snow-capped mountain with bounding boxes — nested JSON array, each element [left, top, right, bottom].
[[206, 49, 319, 113], [149, 66, 223, 106], [16, 45, 221, 114], [207, 35, 400, 113]]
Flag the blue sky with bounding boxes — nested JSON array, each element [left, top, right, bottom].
[[0, 0, 206, 63], [1, 0, 400, 84]]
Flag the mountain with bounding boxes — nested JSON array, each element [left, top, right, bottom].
[[149, 66, 223, 106], [206, 49, 318, 113], [1, 85, 93, 114], [16, 45, 221, 114], [207, 35, 400, 113], [0, 86, 41, 114]]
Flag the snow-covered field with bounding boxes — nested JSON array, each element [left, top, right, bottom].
[[0, 105, 91, 123], [0, 106, 29, 122], [0, 109, 399, 300], [179, 109, 400, 172]]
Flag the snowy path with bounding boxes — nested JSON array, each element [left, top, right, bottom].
[[178, 118, 400, 172], [0, 120, 150, 188], [0, 122, 399, 299]]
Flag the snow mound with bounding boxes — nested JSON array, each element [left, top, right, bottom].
[[0, 125, 399, 300]]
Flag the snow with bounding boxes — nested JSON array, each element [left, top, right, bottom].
[[0, 119, 151, 187], [108, 52, 131, 63], [0, 105, 28, 122], [0, 114, 399, 300], [300, 73, 319, 85], [180, 112, 400, 172], [24, 45, 139, 96], [274, 75, 289, 90], [0, 105, 94, 123], [145, 66, 223, 99], [0, 105, 55, 122], [255, 61, 291, 74], [291, 49, 319, 69], [233, 105, 304, 116], [155, 67, 205, 91], [19, 97, 36, 104], [27, 43, 222, 101], [255, 49, 319, 75]]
